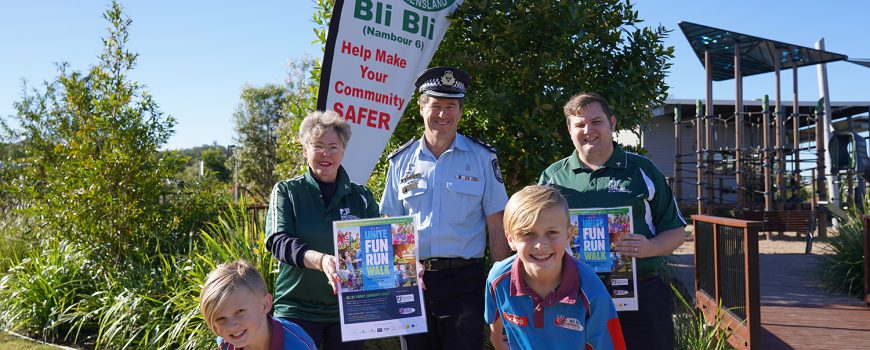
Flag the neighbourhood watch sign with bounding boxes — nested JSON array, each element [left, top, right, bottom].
[[317, 0, 464, 183], [403, 0, 457, 11]]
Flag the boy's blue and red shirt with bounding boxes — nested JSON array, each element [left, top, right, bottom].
[[485, 254, 626, 350], [216, 315, 315, 350]]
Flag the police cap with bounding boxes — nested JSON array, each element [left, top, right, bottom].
[[414, 66, 470, 99]]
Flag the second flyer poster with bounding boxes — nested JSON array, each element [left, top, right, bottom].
[[568, 206, 639, 311], [333, 216, 427, 341]]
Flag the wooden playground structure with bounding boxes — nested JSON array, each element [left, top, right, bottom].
[[675, 22, 870, 350], [672, 22, 870, 241]]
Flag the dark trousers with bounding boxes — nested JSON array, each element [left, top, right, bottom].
[[282, 317, 365, 350], [618, 277, 674, 350], [400, 262, 485, 350]]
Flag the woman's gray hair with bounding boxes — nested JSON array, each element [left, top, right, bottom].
[[298, 110, 352, 147]]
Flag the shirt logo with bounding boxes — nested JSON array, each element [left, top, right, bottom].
[[607, 179, 630, 193], [503, 312, 528, 327], [554, 315, 583, 332], [339, 208, 358, 221]]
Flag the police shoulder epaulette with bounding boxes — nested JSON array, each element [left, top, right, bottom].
[[465, 135, 497, 153], [386, 138, 416, 159]]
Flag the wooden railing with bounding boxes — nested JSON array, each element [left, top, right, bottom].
[[864, 216, 870, 307], [692, 215, 761, 350]]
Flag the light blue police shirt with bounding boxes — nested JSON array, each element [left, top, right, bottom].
[[380, 134, 508, 259]]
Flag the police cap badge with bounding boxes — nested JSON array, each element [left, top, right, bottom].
[[414, 66, 471, 99]]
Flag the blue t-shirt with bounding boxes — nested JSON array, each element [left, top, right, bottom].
[[485, 254, 625, 350], [216, 316, 315, 350]]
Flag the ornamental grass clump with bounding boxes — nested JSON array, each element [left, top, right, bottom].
[[817, 209, 865, 298], [0, 239, 103, 346], [671, 283, 735, 350]]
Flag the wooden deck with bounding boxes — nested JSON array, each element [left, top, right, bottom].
[[670, 251, 870, 349]]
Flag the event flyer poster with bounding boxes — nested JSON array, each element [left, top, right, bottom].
[[568, 207, 639, 311], [333, 216, 426, 341]]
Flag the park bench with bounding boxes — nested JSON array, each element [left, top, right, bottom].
[[739, 210, 815, 240]]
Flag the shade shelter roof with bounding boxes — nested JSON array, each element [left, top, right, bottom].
[[679, 21, 849, 81], [848, 58, 870, 69]]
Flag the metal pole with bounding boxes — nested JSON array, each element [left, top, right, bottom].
[[706, 49, 715, 214], [735, 42, 745, 213], [696, 100, 705, 214], [792, 58, 801, 210], [763, 95, 773, 211], [816, 38, 838, 208], [815, 99, 828, 238], [675, 107, 683, 205], [775, 57, 786, 211]]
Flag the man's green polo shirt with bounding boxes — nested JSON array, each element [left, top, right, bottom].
[[538, 143, 686, 274], [265, 166, 379, 322]]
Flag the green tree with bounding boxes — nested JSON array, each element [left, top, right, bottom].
[[201, 147, 231, 182], [0, 1, 193, 262], [232, 84, 287, 202], [233, 56, 320, 202], [384, 0, 674, 192], [174, 144, 232, 184], [276, 56, 320, 178]]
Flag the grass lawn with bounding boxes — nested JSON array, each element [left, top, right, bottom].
[[0, 332, 69, 350]]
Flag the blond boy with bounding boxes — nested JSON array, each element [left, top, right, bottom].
[[200, 260, 316, 350], [484, 185, 625, 350]]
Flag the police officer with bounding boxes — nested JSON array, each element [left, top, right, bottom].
[[380, 67, 511, 350], [539, 92, 686, 350]]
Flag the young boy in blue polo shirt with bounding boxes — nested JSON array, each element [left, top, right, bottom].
[[200, 260, 316, 350], [485, 185, 625, 350]]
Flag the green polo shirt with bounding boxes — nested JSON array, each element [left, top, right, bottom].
[[265, 166, 379, 322], [538, 143, 686, 274]]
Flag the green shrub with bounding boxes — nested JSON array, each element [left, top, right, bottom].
[[1, 1, 197, 269], [0, 200, 273, 350], [93, 201, 273, 350], [817, 210, 865, 298], [0, 239, 103, 345]]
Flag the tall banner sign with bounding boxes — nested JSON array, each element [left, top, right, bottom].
[[317, 0, 464, 183]]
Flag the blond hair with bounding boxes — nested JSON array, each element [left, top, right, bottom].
[[298, 110, 352, 147], [504, 185, 569, 238], [199, 260, 269, 332], [563, 92, 614, 124]]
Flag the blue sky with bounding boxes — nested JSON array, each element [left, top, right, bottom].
[[2, 1, 868, 150]]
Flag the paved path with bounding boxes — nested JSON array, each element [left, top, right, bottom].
[[669, 252, 870, 350]]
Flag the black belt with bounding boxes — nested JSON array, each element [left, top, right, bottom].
[[637, 271, 660, 282], [421, 258, 480, 271]]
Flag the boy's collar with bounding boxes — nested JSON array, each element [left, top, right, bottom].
[[267, 315, 284, 350], [509, 254, 580, 305]]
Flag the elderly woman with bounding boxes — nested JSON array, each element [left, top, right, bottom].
[[265, 110, 379, 349]]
